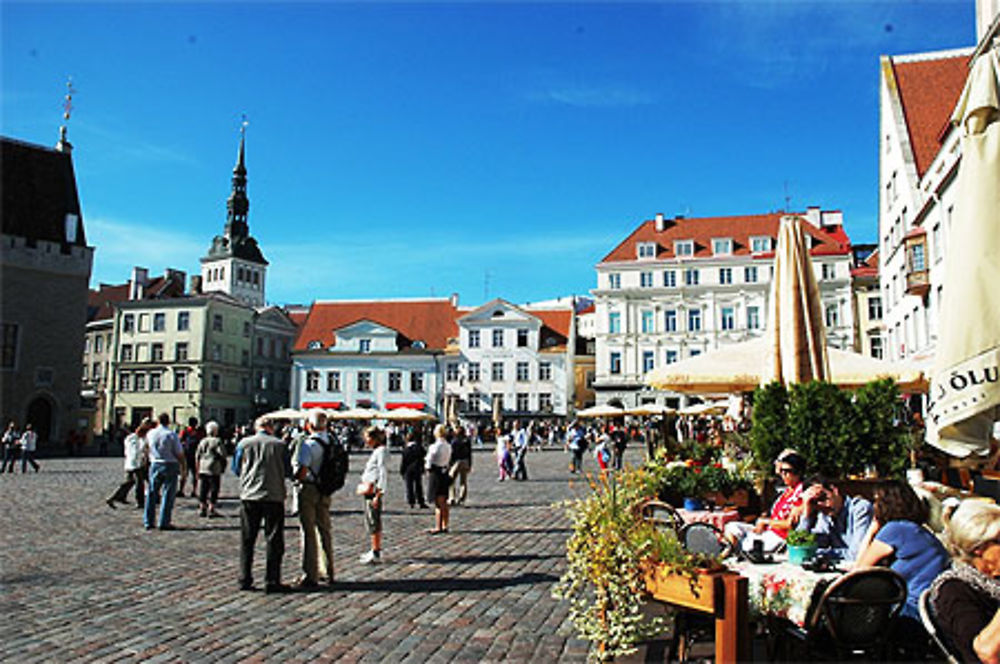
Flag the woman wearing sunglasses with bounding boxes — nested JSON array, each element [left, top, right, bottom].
[[724, 449, 807, 555]]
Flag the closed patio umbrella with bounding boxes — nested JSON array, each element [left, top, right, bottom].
[[927, 46, 1000, 457], [761, 215, 830, 385]]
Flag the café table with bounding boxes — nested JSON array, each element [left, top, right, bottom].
[[677, 507, 741, 530], [729, 557, 842, 628]]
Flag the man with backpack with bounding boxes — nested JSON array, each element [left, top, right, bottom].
[[291, 409, 344, 588]]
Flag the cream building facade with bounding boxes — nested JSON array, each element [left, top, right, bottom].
[[592, 209, 856, 407]]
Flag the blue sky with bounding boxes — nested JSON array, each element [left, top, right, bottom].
[[2, 1, 975, 307]]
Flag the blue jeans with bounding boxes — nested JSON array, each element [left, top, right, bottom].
[[145, 462, 179, 529]]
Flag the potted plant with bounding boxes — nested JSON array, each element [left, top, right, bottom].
[[553, 466, 714, 661], [786, 529, 818, 565]]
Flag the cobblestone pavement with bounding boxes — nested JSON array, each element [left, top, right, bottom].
[[0, 445, 646, 662]]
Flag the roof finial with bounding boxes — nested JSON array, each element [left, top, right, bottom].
[[56, 76, 75, 153]]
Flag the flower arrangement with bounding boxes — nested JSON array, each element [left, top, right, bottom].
[[553, 467, 716, 661]]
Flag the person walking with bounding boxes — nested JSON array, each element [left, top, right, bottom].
[[496, 428, 512, 482], [291, 410, 336, 588], [195, 421, 227, 518], [449, 425, 472, 505], [512, 421, 529, 481], [19, 424, 40, 473], [144, 413, 185, 530], [178, 417, 203, 498], [1, 420, 19, 473], [567, 421, 587, 474], [426, 424, 452, 534], [106, 418, 152, 509], [358, 426, 388, 564], [235, 417, 289, 593], [399, 430, 427, 508]]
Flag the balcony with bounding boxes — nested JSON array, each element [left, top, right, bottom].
[[905, 269, 930, 298], [904, 228, 929, 298]]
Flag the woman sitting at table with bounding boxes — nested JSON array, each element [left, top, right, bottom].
[[724, 449, 806, 555], [931, 500, 1000, 663], [854, 480, 950, 621]]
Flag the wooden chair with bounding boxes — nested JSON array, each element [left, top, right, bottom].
[[679, 521, 732, 559], [782, 568, 907, 661], [919, 589, 962, 664]]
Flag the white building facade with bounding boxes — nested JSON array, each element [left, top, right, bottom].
[[444, 299, 573, 421], [592, 209, 855, 407]]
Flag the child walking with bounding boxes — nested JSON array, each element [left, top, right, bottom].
[[358, 426, 387, 564]]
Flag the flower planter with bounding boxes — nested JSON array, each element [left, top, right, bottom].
[[787, 544, 817, 565]]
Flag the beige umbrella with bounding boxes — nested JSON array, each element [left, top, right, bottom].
[[646, 337, 928, 394], [330, 407, 381, 421], [761, 215, 830, 385], [927, 46, 1000, 457], [678, 400, 728, 416], [261, 408, 305, 421], [625, 403, 676, 416], [577, 404, 626, 418], [382, 407, 436, 422]]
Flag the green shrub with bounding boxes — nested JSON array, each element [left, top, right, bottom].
[[850, 378, 907, 477], [788, 381, 853, 477], [749, 382, 789, 471]]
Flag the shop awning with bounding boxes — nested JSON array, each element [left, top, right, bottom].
[[301, 401, 342, 410], [385, 402, 426, 410]]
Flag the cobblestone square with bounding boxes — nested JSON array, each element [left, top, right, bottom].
[[0, 446, 644, 662]]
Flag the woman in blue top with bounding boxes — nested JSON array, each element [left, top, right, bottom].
[[854, 480, 950, 621]]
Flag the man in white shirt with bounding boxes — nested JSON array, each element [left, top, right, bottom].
[[291, 409, 336, 588], [19, 424, 40, 473], [144, 413, 185, 530], [106, 419, 153, 509]]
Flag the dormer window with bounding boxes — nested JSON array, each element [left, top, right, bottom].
[[750, 236, 771, 253], [307, 340, 322, 350], [359, 339, 371, 353], [674, 240, 694, 257], [712, 238, 732, 255], [636, 242, 656, 259]]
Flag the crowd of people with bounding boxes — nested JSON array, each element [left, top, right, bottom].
[[720, 446, 1000, 662]]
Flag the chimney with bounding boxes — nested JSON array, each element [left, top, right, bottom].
[[804, 206, 821, 227], [129, 266, 149, 300], [190, 275, 203, 295], [449, 292, 459, 307], [655, 213, 666, 232], [165, 268, 187, 288]]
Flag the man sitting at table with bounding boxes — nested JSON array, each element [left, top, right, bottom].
[[795, 476, 873, 563]]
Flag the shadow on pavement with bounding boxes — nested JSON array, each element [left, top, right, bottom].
[[411, 553, 563, 564], [331, 572, 558, 593], [457, 527, 571, 535]]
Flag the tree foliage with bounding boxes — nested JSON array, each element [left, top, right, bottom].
[[749, 382, 789, 471]]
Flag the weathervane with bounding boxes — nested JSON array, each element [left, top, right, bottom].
[[57, 76, 76, 152]]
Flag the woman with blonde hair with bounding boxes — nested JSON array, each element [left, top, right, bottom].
[[931, 500, 1000, 663], [425, 423, 452, 534]]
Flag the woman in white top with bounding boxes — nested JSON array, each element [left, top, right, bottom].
[[425, 424, 453, 534], [106, 419, 152, 508], [19, 424, 40, 473]]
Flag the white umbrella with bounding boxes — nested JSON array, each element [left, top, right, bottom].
[[382, 407, 436, 422], [261, 408, 305, 421], [330, 407, 382, 421], [576, 404, 626, 418], [645, 337, 928, 394], [678, 400, 728, 416], [927, 45, 1000, 457], [625, 403, 676, 416]]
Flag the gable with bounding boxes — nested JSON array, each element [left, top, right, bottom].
[[335, 319, 398, 338], [459, 298, 540, 326]]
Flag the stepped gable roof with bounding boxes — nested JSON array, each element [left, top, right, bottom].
[[1, 137, 86, 246], [600, 211, 851, 264], [294, 298, 460, 352], [891, 52, 970, 178]]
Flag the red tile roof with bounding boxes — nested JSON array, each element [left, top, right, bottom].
[[891, 53, 970, 178], [87, 275, 185, 322], [600, 212, 851, 264], [294, 299, 461, 352]]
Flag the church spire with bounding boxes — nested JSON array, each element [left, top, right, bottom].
[[225, 118, 249, 239]]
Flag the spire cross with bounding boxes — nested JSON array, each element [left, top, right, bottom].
[[241, 114, 249, 135], [63, 77, 75, 121]]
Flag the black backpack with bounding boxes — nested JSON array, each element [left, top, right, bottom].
[[316, 436, 349, 496]]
